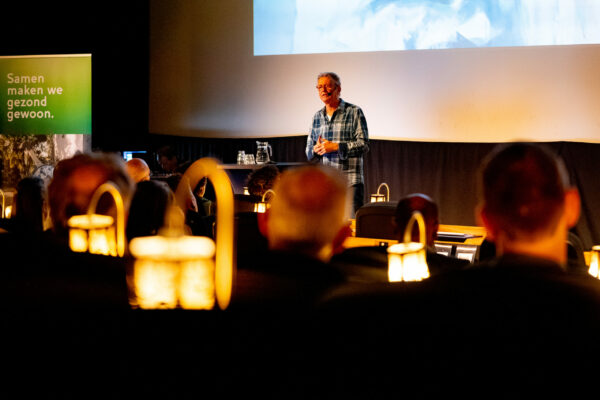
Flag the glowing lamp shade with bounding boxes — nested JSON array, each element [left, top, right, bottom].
[[387, 211, 429, 282], [254, 189, 275, 214], [370, 194, 385, 203], [68, 214, 115, 254], [589, 245, 600, 279], [4, 205, 11, 219], [130, 157, 235, 310], [129, 235, 216, 309], [67, 182, 126, 257], [370, 182, 390, 203], [254, 202, 267, 213]]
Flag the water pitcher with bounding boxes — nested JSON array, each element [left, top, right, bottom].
[[256, 141, 272, 164]]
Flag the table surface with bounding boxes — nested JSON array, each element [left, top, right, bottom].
[[345, 223, 487, 248], [219, 162, 306, 170]]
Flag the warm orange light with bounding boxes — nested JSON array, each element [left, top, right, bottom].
[[254, 189, 275, 213], [129, 235, 216, 309], [254, 202, 267, 213], [370, 182, 390, 203], [68, 214, 114, 254], [86, 183, 126, 257], [387, 211, 429, 282], [129, 158, 235, 310], [370, 194, 385, 203], [589, 245, 600, 279], [66, 182, 126, 257], [388, 242, 428, 282]]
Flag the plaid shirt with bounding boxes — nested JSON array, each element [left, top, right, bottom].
[[306, 99, 369, 185]]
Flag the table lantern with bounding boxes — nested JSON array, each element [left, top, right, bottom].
[[254, 189, 275, 213], [67, 182, 126, 257], [387, 211, 429, 282], [129, 158, 235, 310], [370, 182, 390, 203]]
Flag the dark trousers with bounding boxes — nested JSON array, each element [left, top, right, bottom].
[[352, 183, 364, 217]]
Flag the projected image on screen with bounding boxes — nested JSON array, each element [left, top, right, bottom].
[[254, 0, 600, 55]]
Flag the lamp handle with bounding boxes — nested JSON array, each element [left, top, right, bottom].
[[377, 183, 390, 202], [179, 157, 235, 310], [403, 211, 426, 246], [262, 189, 275, 202], [87, 182, 126, 257]]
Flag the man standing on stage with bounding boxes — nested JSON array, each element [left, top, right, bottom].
[[306, 72, 369, 216]]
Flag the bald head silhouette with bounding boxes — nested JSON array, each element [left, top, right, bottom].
[[126, 158, 150, 183]]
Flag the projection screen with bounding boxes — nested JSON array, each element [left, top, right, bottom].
[[149, 0, 600, 142]]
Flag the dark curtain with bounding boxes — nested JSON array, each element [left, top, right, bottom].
[[147, 134, 600, 249]]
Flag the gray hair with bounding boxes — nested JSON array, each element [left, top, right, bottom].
[[267, 164, 350, 258], [317, 72, 341, 87]]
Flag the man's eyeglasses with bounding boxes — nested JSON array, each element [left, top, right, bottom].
[[316, 84, 337, 91]]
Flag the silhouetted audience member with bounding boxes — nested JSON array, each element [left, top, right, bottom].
[[6, 176, 48, 234], [246, 165, 280, 198], [233, 165, 350, 310], [233, 165, 279, 213], [156, 145, 191, 174], [126, 180, 173, 241], [1, 153, 137, 398], [165, 173, 213, 237], [48, 152, 135, 242], [450, 142, 600, 392], [0, 152, 134, 311], [232, 169, 277, 266], [193, 176, 213, 217], [264, 165, 350, 262], [476, 143, 584, 268], [126, 157, 151, 183], [318, 143, 600, 397]]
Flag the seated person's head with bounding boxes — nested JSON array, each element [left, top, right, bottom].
[[127, 180, 174, 240], [14, 176, 47, 233], [477, 142, 580, 262], [393, 193, 439, 247], [194, 177, 208, 198], [247, 165, 280, 198], [262, 165, 350, 262], [157, 145, 178, 173], [126, 158, 151, 183], [48, 152, 135, 238]]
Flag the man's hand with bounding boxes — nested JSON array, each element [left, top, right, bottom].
[[313, 136, 339, 156]]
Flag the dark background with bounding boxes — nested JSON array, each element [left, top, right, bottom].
[[0, 2, 150, 151]]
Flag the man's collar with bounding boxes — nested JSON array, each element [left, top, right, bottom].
[[321, 98, 345, 116]]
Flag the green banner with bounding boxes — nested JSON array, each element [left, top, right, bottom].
[[0, 54, 91, 135]]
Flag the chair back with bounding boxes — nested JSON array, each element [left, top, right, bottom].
[[355, 201, 398, 239]]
